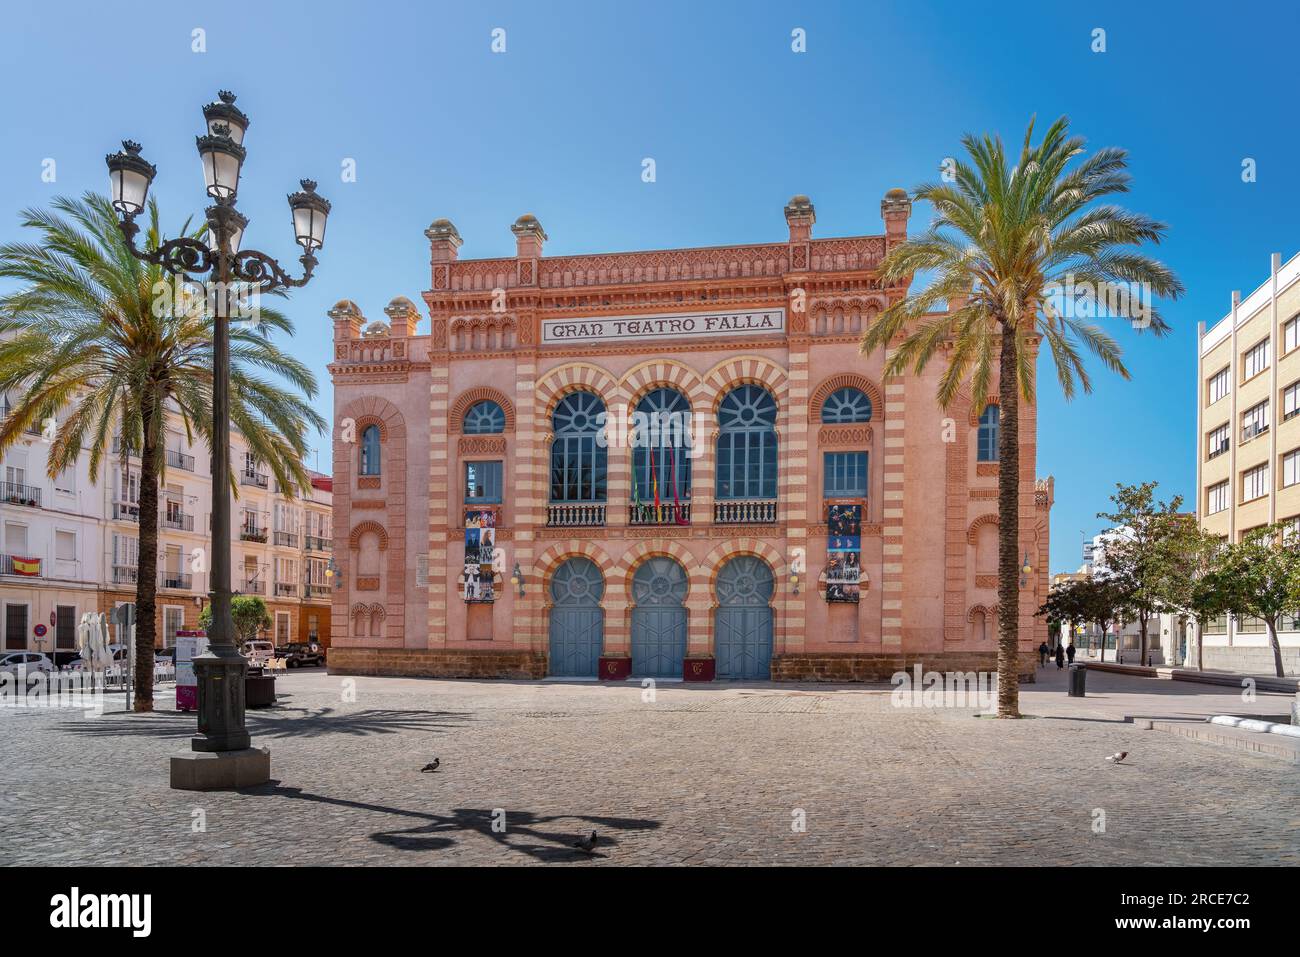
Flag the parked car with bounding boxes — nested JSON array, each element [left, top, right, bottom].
[[242, 640, 276, 667], [0, 652, 55, 678], [274, 642, 326, 668]]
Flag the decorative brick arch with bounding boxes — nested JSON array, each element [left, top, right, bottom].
[[701, 539, 787, 590], [969, 396, 1000, 427], [450, 386, 516, 433], [535, 541, 617, 584], [619, 359, 706, 408], [333, 394, 407, 648], [808, 373, 885, 423], [348, 520, 390, 551], [967, 514, 999, 545], [535, 362, 620, 419], [354, 415, 389, 442], [612, 540, 700, 598], [967, 603, 1000, 622], [700, 355, 789, 412]]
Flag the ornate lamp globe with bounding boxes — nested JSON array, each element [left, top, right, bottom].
[[288, 179, 331, 251], [201, 90, 250, 145], [196, 122, 246, 201], [105, 140, 156, 216]]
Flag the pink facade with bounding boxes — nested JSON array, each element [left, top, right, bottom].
[[327, 192, 1052, 681]]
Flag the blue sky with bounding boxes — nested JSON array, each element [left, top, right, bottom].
[[3, 0, 1298, 572]]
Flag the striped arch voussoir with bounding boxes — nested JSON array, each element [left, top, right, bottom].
[[536, 362, 621, 419], [700, 355, 789, 413], [701, 539, 787, 588], [349, 520, 389, 551], [808, 373, 885, 423]]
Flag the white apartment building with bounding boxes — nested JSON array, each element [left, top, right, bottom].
[[1, 396, 333, 661]]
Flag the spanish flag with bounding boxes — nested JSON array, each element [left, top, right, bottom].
[[11, 556, 40, 576]]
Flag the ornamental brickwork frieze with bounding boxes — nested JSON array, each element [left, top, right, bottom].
[[818, 424, 873, 446], [458, 435, 507, 456]]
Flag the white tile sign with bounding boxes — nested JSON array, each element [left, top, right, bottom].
[[541, 308, 785, 345]]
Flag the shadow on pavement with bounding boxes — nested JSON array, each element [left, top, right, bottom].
[[55, 707, 474, 740], [261, 783, 659, 862]]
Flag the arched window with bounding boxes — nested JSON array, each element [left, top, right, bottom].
[[977, 404, 999, 462], [550, 392, 607, 502], [632, 388, 692, 521], [716, 385, 777, 500], [820, 386, 872, 423], [359, 424, 381, 475], [463, 400, 505, 434]]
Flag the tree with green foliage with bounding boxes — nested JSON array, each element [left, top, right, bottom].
[[199, 596, 271, 648], [861, 116, 1182, 716], [1037, 575, 1133, 663], [1216, 524, 1300, 677]]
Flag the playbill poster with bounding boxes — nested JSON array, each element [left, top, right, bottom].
[[461, 510, 497, 603], [826, 504, 861, 603]]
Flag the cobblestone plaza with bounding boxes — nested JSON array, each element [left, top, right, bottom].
[[3, 669, 1296, 866]]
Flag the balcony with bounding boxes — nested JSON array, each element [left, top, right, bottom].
[[240, 578, 265, 594], [713, 499, 778, 524], [165, 449, 195, 471], [239, 526, 268, 543], [274, 531, 299, 548], [629, 502, 691, 526], [546, 503, 606, 527], [305, 535, 331, 552], [112, 501, 139, 523], [1, 481, 41, 508], [159, 571, 193, 590], [239, 470, 269, 489], [161, 510, 194, 532], [112, 565, 138, 585], [0, 554, 42, 576], [274, 581, 298, 597], [305, 582, 331, 598]]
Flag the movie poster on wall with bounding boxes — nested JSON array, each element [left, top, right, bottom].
[[826, 504, 861, 603], [460, 509, 497, 603]]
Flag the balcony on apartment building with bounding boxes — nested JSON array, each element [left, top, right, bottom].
[[239, 577, 266, 594], [274, 580, 298, 598], [112, 500, 139, 523], [159, 570, 193, 590], [1, 402, 47, 437], [240, 469, 270, 489], [112, 565, 138, 585], [165, 448, 195, 471], [0, 553, 42, 576], [273, 530, 299, 548], [304, 577, 331, 598], [240, 519, 268, 543], [305, 535, 331, 552], [1, 481, 42, 508], [161, 509, 195, 532]]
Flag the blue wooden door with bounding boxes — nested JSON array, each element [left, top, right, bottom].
[[715, 555, 774, 679], [630, 557, 688, 677], [548, 557, 604, 676]]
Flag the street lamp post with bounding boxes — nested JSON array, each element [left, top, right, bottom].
[[105, 91, 329, 788]]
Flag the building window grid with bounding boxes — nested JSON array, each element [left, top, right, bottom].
[[1241, 463, 1269, 503], [463, 400, 506, 434], [715, 385, 778, 500], [549, 392, 608, 503], [1241, 400, 1270, 442], [1284, 450, 1300, 489], [1242, 337, 1270, 382], [465, 460, 503, 503], [1208, 367, 1230, 404], [632, 388, 693, 506], [1206, 423, 1229, 460], [823, 451, 868, 498], [1206, 481, 1229, 515], [977, 404, 1000, 462], [1283, 381, 1300, 422], [1285, 316, 1300, 355]]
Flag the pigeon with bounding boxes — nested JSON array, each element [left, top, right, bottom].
[[420, 758, 440, 773], [1105, 751, 1128, 764], [572, 830, 598, 853]]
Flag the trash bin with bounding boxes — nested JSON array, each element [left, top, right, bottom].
[[1067, 662, 1087, 697]]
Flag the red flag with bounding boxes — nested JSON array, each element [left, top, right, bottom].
[[669, 446, 688, 524]]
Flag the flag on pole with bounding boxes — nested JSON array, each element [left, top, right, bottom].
[[650, 447, 660, 513]]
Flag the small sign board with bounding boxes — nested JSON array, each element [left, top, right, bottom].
[[175, 630, 209, 712]]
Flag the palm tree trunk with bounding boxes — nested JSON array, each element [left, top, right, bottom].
[[133, 401, 159, 711], [1266, 619, 1284, 678], [995, 328, 1021, 717]]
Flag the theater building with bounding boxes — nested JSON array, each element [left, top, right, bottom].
[[327, 191, 1052, 681]]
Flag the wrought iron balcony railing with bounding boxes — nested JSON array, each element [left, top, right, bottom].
[[274, 581, 298, 597], [239, 470, 269, 489], [112, 565, 138, 585], [546, 502, 606, 527], [165, 449, 195, 470], [274, 531, 299, 547], [239, 526, 267, 543], [1, 481, 41, 507], [239, 579, 265, 594], [161, 510, 194, 531], [112, 501, 139, 522], [713, 498, 778, 524], [159, 571, 193, 590]]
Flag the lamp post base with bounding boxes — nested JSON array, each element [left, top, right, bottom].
[[170, 747, 270, 791], [190, 652, 252, 752]]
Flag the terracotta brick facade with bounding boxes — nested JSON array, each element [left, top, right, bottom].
[[327, 194, 1053, 682]]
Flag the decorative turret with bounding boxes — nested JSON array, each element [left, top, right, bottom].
[[511, 213, 547, 259], [425, 218, 463, 263], [881, 187, 912, 241], [384, 296, 421, 338], [329, 298, 365, 342], [784, 194, 815, 243]]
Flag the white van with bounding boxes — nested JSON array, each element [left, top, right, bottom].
[[242, 640, 276, 667]]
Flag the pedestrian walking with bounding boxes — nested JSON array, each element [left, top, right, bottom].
[[1066, 642, 1076, 664], [1038, 641, 1049, 667], [1055, 645, 1066, 670]]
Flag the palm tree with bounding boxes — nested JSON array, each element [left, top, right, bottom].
[[860, 117, 1182, 717], [0, 193, 326, 711]]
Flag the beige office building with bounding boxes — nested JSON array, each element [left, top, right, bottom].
[[1196, 250, 1300, 675]]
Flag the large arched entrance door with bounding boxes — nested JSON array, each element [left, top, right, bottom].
[[548, 557, 604, 677], [630, 557, 688, 677], [715, 555, 774, 679]]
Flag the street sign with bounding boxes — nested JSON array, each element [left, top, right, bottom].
[[33, 624, 47, 638]]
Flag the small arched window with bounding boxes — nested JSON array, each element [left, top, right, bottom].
[[820, 386, 872, 423], [716, 385, 777, 500], [463, 400, 505, 434], [359, 424, 381, 475], [977, 404, 999, 462]]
